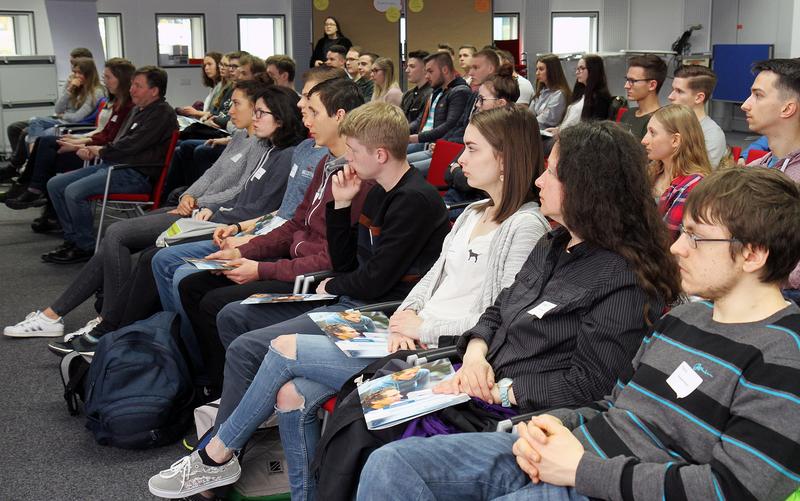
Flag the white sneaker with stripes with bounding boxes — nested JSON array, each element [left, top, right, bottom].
[[3, 311, 64, 338]]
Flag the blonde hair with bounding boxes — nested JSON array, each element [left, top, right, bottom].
[[370, 57, 399, 102], [649, 104, 712, 182], [339, 101, 408, 160]]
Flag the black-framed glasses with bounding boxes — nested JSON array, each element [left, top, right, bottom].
[[476, 95, 499, 106], [679, 223, 740, 249], [624, 77, 651, 86], [253, 108, 274, 119], [224, 63, 240, 69]]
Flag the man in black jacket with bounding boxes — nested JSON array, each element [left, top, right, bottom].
[[400, 50, 432, 123], [45, 66, 177, 263], [407, 52, 470, 154]]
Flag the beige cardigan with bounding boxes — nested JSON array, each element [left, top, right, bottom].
[[399, 200, 550, 345]]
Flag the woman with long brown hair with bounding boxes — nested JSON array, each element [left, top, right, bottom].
[[530, 54, 571, 128]]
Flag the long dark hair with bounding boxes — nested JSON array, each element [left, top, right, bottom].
[[104, 57, 135, 111], [470, 106, 542, 223], [557, 121, 681, 311], [324, 16, 344, 39], [254, 85, 307, 149], [534, 54, 571, 102], [202, 51, 222, 87], [570, 55, 611, 120]]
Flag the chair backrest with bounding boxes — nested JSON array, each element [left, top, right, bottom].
[[150, 130, 180, 210], [615, 106, 628, 123], [427, 140, 464, 191], [81, 96, 108, 125], [731, 146, 742, 163], [746, 148, 769, 164]]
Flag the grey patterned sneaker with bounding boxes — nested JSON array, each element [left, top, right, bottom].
[[148, 451, 241, 499]]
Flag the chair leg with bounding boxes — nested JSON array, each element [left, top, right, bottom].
[[94, 167, 115, 253]]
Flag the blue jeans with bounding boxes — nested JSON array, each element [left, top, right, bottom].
[[25, 117, 60, 144], [407, 150, 433, 178], [407, 142, 428, 155], [152, 240, 218, 312], [357, 433, 589, 501], [47, 163, 151, 250], [217, 332, 377, 500]]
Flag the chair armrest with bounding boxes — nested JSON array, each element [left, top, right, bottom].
[[56, 124, 95, 135], [495, 411, 539, 432], [295, 270, 338, 294], [405, 345, 459, 366], [106, 162, 162, 172], [446, 201, 472, 211], [358, 301, 402, 315]]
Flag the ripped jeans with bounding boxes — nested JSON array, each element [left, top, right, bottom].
[[215, 333, 379, 501]]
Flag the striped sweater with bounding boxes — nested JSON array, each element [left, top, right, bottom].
[[551, 301, 800, 501]]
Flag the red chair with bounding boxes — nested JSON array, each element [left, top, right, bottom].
[[731, 146, 742, 163], [615, 107, 628, 123], [427, 139, 465, 193], [745, 149, 769, 164], [90, 130, 179, 251]]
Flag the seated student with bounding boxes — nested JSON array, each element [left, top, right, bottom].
[[668, 64, 726, 168], [265, 55, 296, 90], [620, 54, 667, 140], [642, 104, 712, 240], [553, 55, 611, 131], [345, 46, 362, 80], [356, 52, 378, 101], [325, 44, 348, 70], [24, 57, 106, 147], [6, 58, 135, 210], [458, 45, 477, 87], [147, 105, 551, 500], [406, 52, 471, 155], [42, 66, 176, 264], [370, 57, 402, 106], [200, 51, 241, 131], [530, 54, 571, 129], [1, 47, 93, 181], [176, 51, 223, 119], [401, 50, 432, 123], [497, 49, 534, 106], [2, 77, 276, 342], [742, 58, 800, 297], [359, 167, 800, 501]]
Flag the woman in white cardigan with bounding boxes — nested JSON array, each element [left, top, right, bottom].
[[146, 105, 550, 501]]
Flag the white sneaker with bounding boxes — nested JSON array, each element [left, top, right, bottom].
[[3, 311, 64, 338], [148, 451, 241, 498], [63, 316, 101, 342]]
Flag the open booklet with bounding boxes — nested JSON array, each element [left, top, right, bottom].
[[357, 359, 470, 430], [182, 257, 236, 270], [308, 310, 391, 358], [241, 293, 337, 305]]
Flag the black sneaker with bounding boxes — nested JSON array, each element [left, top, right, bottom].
[[31, 216, 62, 234], [47, 340, 74, 357], [6, 189, 47, 209], [41, 241, 74, 261], [45, 246, 93, 265], [0, 182, 26, 203], [0, 164, 17, 182], [48, 332, 99, 358]]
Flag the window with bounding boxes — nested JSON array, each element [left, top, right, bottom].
[[551, 12, 598, 54], [98, 13, 123, 59], [238, 15, 285, 59], [493, 14, 519, 41], [0, 11, 35, 56], [156, 14, 205, 66]]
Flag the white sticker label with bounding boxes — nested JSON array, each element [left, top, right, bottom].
[[253, 166, 266, 180], [290, 164, 298, 178], [666, 361, 703, 398], [130, 122, 138, 130], [230, 153, 243, 163], [111, 115, 118, 122], [527, 301, 557, 319]]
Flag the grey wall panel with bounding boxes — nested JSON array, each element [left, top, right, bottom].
[[602, 0, 629, 52]]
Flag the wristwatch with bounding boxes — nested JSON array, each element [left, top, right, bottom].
[[497, 378, 514, 407]]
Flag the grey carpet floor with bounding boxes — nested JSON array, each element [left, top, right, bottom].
[[0, 203, 184, 500]]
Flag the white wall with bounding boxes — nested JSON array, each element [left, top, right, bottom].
[[45, 0, 106, 81]]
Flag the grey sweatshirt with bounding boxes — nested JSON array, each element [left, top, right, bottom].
[[55, 85, 106, 123]]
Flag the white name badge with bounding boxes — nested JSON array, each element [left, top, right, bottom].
[[230, 153, 243, 163], [666, 361, 703, 398], [111, 115, 118, 122], [290, 164, 298, 178], [528, 301, 557, 319], [130, 122, 138, 130], [253, 166, 266, 180]]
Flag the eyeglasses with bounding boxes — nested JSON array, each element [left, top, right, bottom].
[[253, 108, 274, 119], [624, 77, 651, 86], [476, 95, 500, 106], [575, 66, 587, 72], [678, 223, 740, 249], [223, 63, 240, 69]]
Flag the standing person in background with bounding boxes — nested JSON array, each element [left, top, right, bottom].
[[642, 104, 711, 241], [370, 57, 402, 106], [311, 16, 352, 67], [619, 54, 667, 140], [176, 52, 222, 119], [401, 50, 432, 123], [497, 50, 534, 106], [668, 65, 727, 168], [556, 54, 612, 130], [530, 54, 571, 130]]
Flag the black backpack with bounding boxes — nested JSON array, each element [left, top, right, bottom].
[[60, 312, 195, 449]]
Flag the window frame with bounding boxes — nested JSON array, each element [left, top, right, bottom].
[[493, 13, 520, 41], [154, 13, 206, 68], [550, 11, 599, 54], [97, 12, 124, 59], [0, 10, 37, 56], [236, 14, 287, 60]]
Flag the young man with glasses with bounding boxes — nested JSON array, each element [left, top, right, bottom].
[[620, 54, 667, 140], [357, 167, 800, 501]]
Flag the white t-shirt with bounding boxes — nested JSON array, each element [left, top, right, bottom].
[[700, 115, 727, 169], [419, 210, 496, 323], [561, 96, 584, 128], [516, 75, 535, 106]]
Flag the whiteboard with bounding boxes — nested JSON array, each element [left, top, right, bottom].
[[0, 62, 58, 105]]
